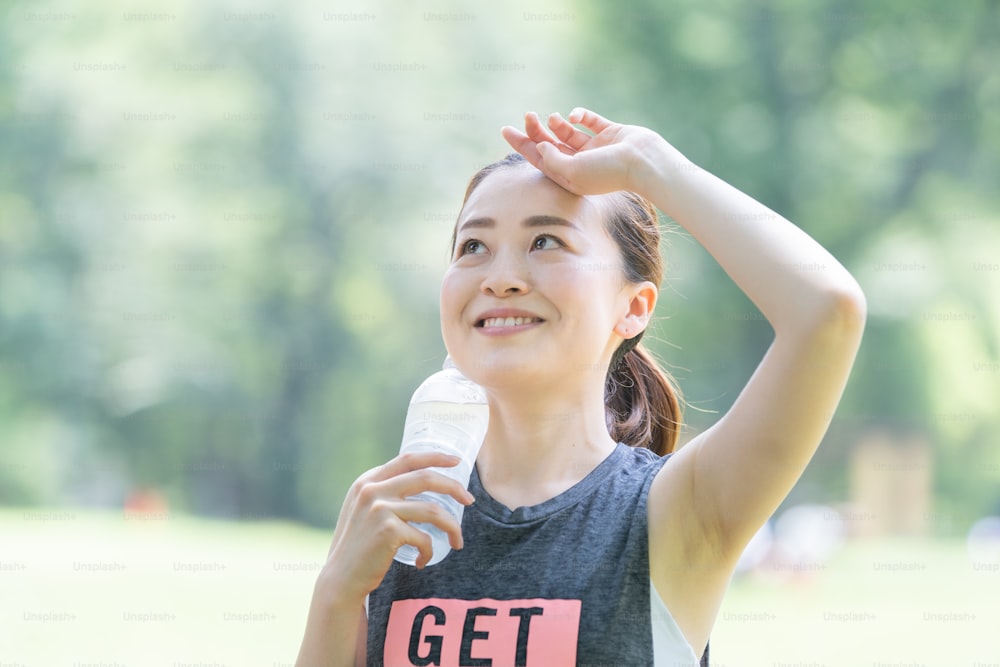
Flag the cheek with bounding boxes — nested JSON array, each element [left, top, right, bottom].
[[557, 270, 622, 330], [439, 269, 469, 325]]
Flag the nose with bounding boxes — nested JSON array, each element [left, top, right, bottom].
[[481, 255, 530, 297]]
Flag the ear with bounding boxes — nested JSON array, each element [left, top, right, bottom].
[[613, 281, 658, 339]]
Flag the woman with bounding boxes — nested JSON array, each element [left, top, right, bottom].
[[297, 108, 866, 666]]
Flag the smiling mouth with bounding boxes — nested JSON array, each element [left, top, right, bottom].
[[476, 316, 545, 328]]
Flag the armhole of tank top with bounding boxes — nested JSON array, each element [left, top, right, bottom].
[[650, 577, 701, 666]]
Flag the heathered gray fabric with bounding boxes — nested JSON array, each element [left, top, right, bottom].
[[366, 442, 710, 666]]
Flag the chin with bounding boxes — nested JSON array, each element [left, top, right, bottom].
[[455, 351, 550, 389]]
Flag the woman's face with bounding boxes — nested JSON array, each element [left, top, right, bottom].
[[441, 165, 640, 392]]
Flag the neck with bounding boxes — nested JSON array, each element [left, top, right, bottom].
[[475, 377, 617, 509]]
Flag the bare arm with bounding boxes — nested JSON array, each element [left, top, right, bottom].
[[636, 133, 866, 556], [294, 452, 474, 666], [295, 573, 365, 667], [503, 107, 866, 559]]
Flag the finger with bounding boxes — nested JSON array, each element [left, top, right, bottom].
[[397, 521, 435, 569], [369, 451, 464, 484], [393, 500, 465, 551], [546, 112, 589, 151], [383, 467, 475, 506], [535, 141, 578, 192], [526, 112, 577, 156], [501, 125, 545, 171], [524, 111, 558, 146], [568, 107, 614, 134]]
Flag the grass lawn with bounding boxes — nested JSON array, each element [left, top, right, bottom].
[[1, 507, 997, 666], [712, 539, 999, 666]]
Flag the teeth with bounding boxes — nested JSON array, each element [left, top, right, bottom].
[[481, 316, 539, 328]]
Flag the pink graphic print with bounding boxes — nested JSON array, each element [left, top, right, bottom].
[[384, 597, 582, 667]]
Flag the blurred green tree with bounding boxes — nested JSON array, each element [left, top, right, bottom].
[[574, 0, 1000, 525], [1, 0, 996, 531]]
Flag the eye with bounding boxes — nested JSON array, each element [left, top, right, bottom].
[[458, 238, 487, 256], [531, 234, 563, 251]]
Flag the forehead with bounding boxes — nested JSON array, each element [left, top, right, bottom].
[[459, 164, 608, 230]]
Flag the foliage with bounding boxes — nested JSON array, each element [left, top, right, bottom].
[[575, 0, 1000, 524], [1, 0, 997, 528]]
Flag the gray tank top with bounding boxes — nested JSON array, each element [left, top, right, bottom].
[[366, 442, 710, 666]]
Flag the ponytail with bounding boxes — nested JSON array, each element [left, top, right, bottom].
[[601, 191, 683, 456], [606, 342, 683, 456]]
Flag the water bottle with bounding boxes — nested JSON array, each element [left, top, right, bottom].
[[394, 357, 489, 567]]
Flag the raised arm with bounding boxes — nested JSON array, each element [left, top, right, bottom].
[[633, 121, 867, 556], [502, 106, 866, 561]]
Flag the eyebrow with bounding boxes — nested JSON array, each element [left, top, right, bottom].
[[457, 215, 579, 233]]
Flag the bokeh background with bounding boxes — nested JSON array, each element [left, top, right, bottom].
[[2, 0, 998, 665]]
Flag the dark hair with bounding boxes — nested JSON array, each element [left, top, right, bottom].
[[451, 153, 683, 455]]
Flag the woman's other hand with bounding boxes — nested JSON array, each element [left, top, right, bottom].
[[319, 451, 476, 604]]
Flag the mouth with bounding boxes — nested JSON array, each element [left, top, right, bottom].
[[475, 316, 545, 329]]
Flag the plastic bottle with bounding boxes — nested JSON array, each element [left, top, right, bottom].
[[393, 357, 489, 567]]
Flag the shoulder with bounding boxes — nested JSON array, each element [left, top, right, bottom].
[[561, 443, 671, 533], [597, 444, 673, 523], [605, 443, 671, 498], [619, 442, 670, 472]]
